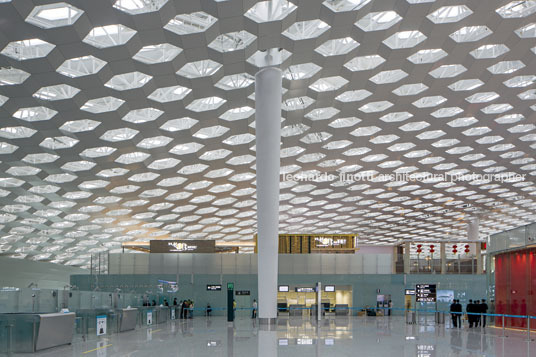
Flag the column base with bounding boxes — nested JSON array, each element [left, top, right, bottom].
[[258, 317, 277, 330]]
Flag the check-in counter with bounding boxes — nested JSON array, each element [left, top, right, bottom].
[[335, 304, 349, 316], [289, 304, 305, 317], [156, 306, 169, 324], [119, 308, 137, 332], [0, 312, 75, 353], [35, 313, 76, 351]]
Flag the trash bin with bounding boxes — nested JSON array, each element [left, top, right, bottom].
[[406, 311, 416, 324], [435, 312, 445, 324]]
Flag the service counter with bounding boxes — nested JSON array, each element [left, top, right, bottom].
[[0, 312, 75, 353]]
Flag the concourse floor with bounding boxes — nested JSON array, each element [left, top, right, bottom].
[[24, 315, 535, 357]]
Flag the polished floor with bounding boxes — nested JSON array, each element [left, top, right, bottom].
[[25, 315, 535, 357]]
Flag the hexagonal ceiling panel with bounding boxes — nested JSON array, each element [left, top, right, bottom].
[[0, 0, 535, 268]]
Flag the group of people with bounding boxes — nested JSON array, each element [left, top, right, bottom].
[[179, 299, 194, 319], [450, 299, 489, 328]]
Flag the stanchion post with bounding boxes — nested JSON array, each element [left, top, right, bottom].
[[502, 315, 505, 337], [527, 316, 530, 341], [6, 324, 13, 357]]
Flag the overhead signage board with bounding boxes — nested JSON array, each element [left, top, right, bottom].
[[278, 285, 289, 292], [207, 285, 222, 291], [405, 289, 416, 296], [324, 285, 335, 292], [150, 240, 216, 253], [235, 290, 250, 296], [295, 287, 315, 293], [416, 284, 437, 302]]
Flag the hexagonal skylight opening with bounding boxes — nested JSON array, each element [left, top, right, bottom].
[[309, 76, 348, 92], [283, 19, 330, 40], [427, 5, 473, 24], [113, 0, 169, 15], [496, 0, 536, 18], [57, 55, 106, 78], [40, 136, 79, 150], [0, 68, 30, 85], [170, 142, 204, 155], [0, 126, 37, 139], [186, 96, 226, 112], [393, 83, 428, 96], [429, 64, 466, 79], [335, 90, 372, 102], [208, 31, 256, 53], [81, 96, 124, 113], [60, 119, 100, 133], [220, 106, 254, 121], [215, 73, 255, 90], [323, 0, 371, 12], [136, 136, 172, 149], [407, 49, 448, 64], [13, 107, 57, 122], [315, 37, 359, 56], [344, 55, 385, 71], [133, 43, 181, 64], [100, 128, 139, 142], [177, 60, 222, 78], [105, 71, 152, 91], [369, 69, 408, 84], [33, 84, 80, 101], [148, 85, 191, 103], [450, 26, 492, 42], [448, 79, 484, 91], [160, 117, 198, 132], [355, 11, 401, 31], [383, 31, 426, 49], [193, 125, 229, 139], [283, 63, 321, 80], [1, 39, 55, 60], [164, 11, 217, 35], [26, 3, 83, 29], [245, 0, 297, 22], [83, 24, 136, 48]]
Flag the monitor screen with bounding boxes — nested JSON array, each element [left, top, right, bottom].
[[278, 285, 289, 292], [324, 285, 335, 292]]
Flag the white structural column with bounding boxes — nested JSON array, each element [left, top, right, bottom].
[[404, 242, 411, 274], [440, 243, 446, 274], [467, 217, 479, 241], [255, 63, 282, 325]]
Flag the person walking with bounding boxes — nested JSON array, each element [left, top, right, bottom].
[[480, 299, 489, 327], [474, 300, 481, 327], [180, 300, 185, 319], [252, 299, 258, 319], [450, 300, 458, 328], [206, 303, 212, 317]]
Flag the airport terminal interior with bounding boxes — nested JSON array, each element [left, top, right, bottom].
[[0, 0, 536, 355]]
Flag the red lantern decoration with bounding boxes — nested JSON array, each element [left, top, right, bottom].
[[464, 244, 470, 254], [452, 249, 458, 254]]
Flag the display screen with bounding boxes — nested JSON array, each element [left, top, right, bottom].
[[206, 285, 222, 291], [278, 285, 289, 292], [437, 290, 454, 303], [416, 284, 437, 302], [324, 285, 335, 292]]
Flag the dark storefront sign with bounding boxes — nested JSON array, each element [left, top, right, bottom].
[[207, 285, 222, 291], [150, 240, 216, 253], [235, 290, 250, 296]]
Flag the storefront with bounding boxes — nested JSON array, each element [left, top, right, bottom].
[[276, 285, 352, 316]]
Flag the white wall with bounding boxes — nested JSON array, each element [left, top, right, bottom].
[[0, 257, 88, 290]]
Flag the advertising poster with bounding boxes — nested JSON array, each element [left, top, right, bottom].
[[170, 308, 176, 320], [147, 311, 153, 325], [96, 315, 107, 336]]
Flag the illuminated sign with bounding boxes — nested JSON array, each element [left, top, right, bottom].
[[314, 237, 347, 247], [295, 287, 315, 293], [416, 284, 436, 302], [405, 289, 416, 295], [324, 285, 335, 292], [150, 240, 215, 253], [278, 285, 289, 292], [207, 285, 222, 291]]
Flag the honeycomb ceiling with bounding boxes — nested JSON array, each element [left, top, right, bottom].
[[0, 0, 535, 268]]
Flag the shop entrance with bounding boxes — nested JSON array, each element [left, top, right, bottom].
[[276, 285, 352, 316]]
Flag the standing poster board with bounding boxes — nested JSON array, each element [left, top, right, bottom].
[[96, 315, 107, 336], [147, 311, 153, 325], [170, 308, 176, 320]]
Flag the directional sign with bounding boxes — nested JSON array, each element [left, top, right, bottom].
[[415, 284, 436, 303]]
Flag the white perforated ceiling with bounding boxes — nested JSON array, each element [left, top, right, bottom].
[[0, 0, 535, 268]]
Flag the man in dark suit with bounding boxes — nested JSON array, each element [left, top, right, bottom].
[[450, 300, 458, 328], [480, 299, 489, 327], [467, 300, 474, 328], [455, 300, 462, 328]]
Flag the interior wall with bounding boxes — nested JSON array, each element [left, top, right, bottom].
[[494, 248, 536, 329], [0, 257, 88, 290]]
